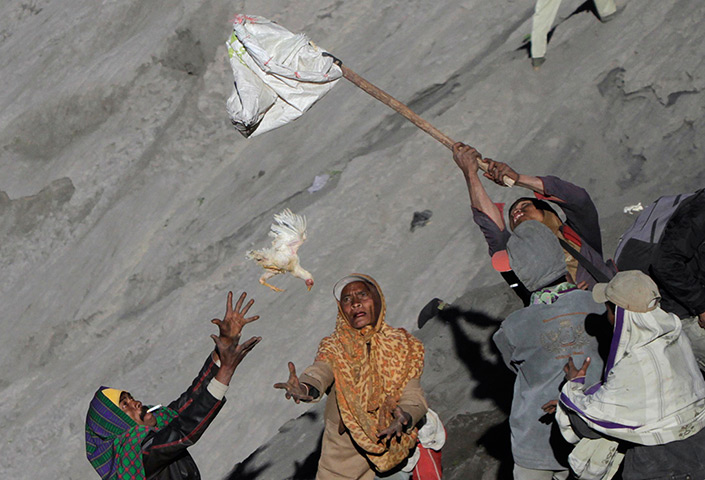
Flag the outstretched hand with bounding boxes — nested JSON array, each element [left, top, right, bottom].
[[273, 362, 313, 404], [212, 334, 262, 385], [377, 406, 411, 444], [211, 291, 260, 348], [564, 356, 591, 381]]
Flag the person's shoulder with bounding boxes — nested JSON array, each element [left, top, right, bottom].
[[503, 304, 545, 326], [383, 325, 423, 346], [676, 190, 705, 220], [555, 289, 605, 312], [316, 332, 339, 352]]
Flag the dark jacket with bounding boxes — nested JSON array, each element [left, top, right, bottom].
[[142, 355, 225, 480], [567, 411, 705, 480], [652, 189, 705, 319]]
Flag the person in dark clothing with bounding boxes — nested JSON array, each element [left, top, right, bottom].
[[452, 142, 615, 304], [651, 189, 705, 367], [85, 291, 261, 480]]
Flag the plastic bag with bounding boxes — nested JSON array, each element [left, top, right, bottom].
[[226, 15, 342, 137]]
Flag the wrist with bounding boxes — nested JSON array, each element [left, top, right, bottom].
[[215, 364, 236, 383], [465, 170, 481, 184]]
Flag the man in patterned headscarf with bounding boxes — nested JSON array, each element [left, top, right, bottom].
[[274, 274, 428, 479], [85, 291, 261, 480]]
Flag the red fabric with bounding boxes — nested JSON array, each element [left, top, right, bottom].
[[412, 444, 442, 480], [561, 225, 582, 247], [534, 179, 562, 203], [491, 250, 511, 273]]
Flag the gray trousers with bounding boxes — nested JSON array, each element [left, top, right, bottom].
[[514, 464, 570, 480], [531, 0, 617, 58]]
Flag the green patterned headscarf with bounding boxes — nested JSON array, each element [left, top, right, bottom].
[[85, 386, 177, 480]]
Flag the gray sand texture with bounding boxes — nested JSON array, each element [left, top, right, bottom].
[[0, 0, 704, 478]]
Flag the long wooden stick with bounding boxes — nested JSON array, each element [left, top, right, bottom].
[[339, 64, 514, 186]]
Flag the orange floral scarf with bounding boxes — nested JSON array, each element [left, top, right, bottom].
[[316, 275, 425, 472]]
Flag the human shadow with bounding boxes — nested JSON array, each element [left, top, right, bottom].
[[288, 430, 323, 480], [437, 305, 515, 414], [433, 305, 515, 479], [224, 449, 271, 480], [224, 410, 323, 479]]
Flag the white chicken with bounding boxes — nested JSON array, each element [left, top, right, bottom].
[[246, 209, 314, 292]]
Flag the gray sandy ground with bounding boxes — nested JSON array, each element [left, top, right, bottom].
[[0, 0, 703, 478]]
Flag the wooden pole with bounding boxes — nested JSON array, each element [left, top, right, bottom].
[[339, 64, 514, 187]]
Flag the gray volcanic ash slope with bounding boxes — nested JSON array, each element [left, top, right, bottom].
[[0, 0, 703, 478]]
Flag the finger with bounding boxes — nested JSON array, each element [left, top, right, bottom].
[[567, 357, 576, 370], [238, 337, 261, 354], [287, 362, 297, 377], [242, 336, 262, 347], [234, 292, 247, 313], [273, 383, 287, 390], [211, 334, 222, 349], [243, 314, 260, 325], [226, 291, 234, 317], [580, 356, 591, 372], [211, 318, 222, 326], [240, 298, 255, 316]]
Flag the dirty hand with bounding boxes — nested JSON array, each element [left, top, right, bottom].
[[212, 334, 262, 385], [541, 399, 558, 414], [377, 406, 412, 443], [698, 312, 705, 329], [211, 291, 260, 347], [273, 362, 313, 404], [564, 356, 591, 381], [482, 159, 519, 187], [452, 142, 482, 174]]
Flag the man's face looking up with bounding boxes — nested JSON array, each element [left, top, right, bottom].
[[509, 199, 545, 230], [340, 281, 379, 330], [119, 391, 157, 427]]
